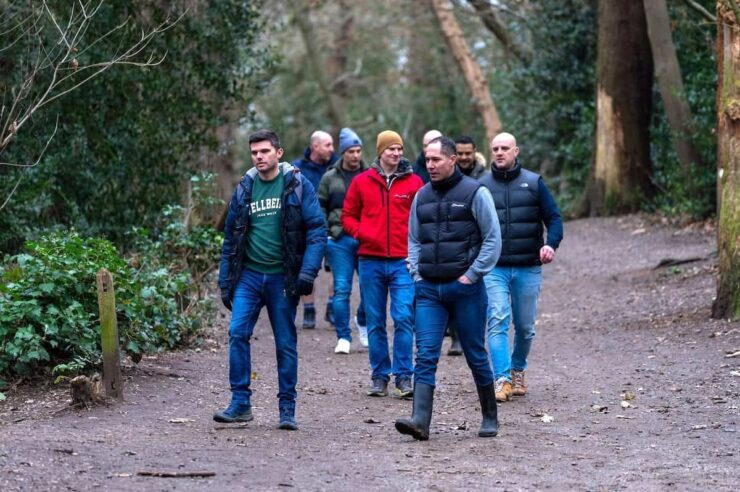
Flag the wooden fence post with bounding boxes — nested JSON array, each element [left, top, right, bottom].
[[96, 268, 123, 400]]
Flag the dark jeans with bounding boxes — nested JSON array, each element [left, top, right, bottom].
[[413, 278, 493, 387], [228, 269, 299, 410]]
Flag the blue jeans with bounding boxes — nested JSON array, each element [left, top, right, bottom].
[[358, 258, 414, 382], [326, 235, 366, 341], [228, 269, 299, 410], [484, 265, 542, 382], [414, 279, 493, 387]]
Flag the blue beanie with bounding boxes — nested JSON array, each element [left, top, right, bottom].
[[339, 127, 363, 155]]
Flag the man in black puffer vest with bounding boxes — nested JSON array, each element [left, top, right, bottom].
[[478, 132, 563, 403], [396, 136, 502, 441]]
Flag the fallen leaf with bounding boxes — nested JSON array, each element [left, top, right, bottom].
[[621, 391, 636, 401], [631, 228, 646, 235], [541, 414, 554, 423]]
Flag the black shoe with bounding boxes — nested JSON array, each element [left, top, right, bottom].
[[394, 377, 413, 398], [367, 378, 388, 397], [395, 382, 434, 441], [447, 328, 462, 356], [213, 403, 253, 423], [324, 301, 335, 326], [477, 383, 499, 437], [302, 305, 316, 329]]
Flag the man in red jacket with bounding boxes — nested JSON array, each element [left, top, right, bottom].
[[342, 130, 424, 398]]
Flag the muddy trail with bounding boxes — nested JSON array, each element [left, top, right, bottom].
[[1, 215, 738, 491]]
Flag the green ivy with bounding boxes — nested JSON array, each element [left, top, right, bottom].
[[0, 186, 223, 377]]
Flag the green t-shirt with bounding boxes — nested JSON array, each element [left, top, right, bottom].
[[244, 173, 284, 274]]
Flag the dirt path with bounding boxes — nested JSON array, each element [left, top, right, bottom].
[[1, 215, 738, 491]]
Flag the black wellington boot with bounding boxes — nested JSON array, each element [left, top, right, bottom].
[[395, 383, 434, 441], [477, 383, 499, 437], [447, 327, 462, 356]]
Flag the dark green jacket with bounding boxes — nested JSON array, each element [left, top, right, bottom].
[[317, 158, 370, 239]]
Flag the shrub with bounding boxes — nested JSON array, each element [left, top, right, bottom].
[[0, 206, 222, 378]]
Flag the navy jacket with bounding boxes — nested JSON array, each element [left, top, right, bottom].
[[292, 148, 339, 190], [219, 162, 327, 299]]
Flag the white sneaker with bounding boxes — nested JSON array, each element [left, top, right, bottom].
[[334, 338, 351, 354], [355, 316, 369, 348]]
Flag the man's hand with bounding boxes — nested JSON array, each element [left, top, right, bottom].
[[296, 277, 314, 296], [540, 245, 555, 264], [221, 291, 232, 311], [457, 274, 473, 285]]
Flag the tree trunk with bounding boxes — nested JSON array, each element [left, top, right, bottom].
[[328, 0, 353, 99], [713, 1, 740, 320], [643, 0, 704, 177], [289, 0, 346, 133], [429, 0, 502, 144], [468, 0, 529, 62], [587, 0, 654, 215]]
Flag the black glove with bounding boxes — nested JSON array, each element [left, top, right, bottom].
[[221, 291, 232, 311], [296, 277, 314, 296]]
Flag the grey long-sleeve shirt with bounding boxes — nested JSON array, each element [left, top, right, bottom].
[[407, 186, 501, 283]]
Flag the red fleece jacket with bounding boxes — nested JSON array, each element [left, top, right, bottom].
[[341, 164, 423, 259]]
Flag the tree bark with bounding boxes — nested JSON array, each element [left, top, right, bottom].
[[289, 0, 346, 133], [643, 0, 704, 177], [328, 0, 353, 99], [587, 0, 654, 215], [712, 1, 740, 320], [429, 0, 502, 144], [468, 0, 529, 62]]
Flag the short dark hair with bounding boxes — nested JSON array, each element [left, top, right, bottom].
[[455, 135, 476, 148], [427, 136, 457, 157], [248, 129, 282, 150]]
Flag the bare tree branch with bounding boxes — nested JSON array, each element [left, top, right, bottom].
[[467, 0, 530, 61], [0, 115, 59, 168], [1, 3, 183, 210], [0, 176, 23, 212]]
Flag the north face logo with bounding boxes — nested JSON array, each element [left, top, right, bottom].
[[451, 203, 465, 208], [520, 183, 529, 188]]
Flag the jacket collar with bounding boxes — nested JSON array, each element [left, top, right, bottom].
[[245, 162, 295, 182], [371, 157, 413, 179], [431, 167, 464, 191], [301, 147, 339, 168], [491, 159, 521, 182]]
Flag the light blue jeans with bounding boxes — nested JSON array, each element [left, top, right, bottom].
[[358, 258, 414, 383], [484, 265, 542, 382], [325, 235, 365, 341]]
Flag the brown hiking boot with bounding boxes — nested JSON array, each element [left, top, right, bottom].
[[494, 377, 512, 402], [512, 370, 527, 396]]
